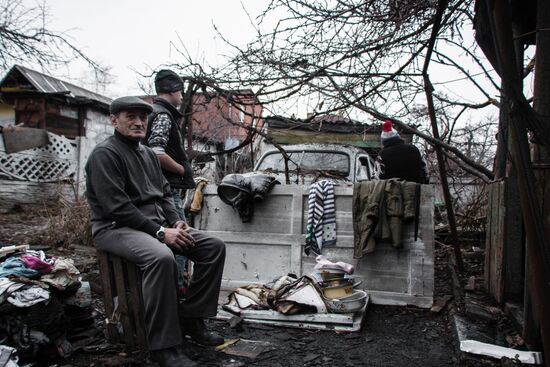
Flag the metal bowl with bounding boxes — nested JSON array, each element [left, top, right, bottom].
[[320, 278, 354, 288], [318, 267, 346, 281], [322, 283, 354, 299], [324, 290, 368, 314]]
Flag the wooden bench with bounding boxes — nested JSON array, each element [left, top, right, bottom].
[[96, 250, 147, 348]]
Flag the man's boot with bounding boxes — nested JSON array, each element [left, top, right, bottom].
[[181, 318, 224, 346], [150, 346, 198, 367]]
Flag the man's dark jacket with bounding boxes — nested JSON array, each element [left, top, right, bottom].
[[378, 138, 428, 184], [144, 98, 195, 190]]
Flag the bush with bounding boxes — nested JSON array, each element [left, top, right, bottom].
[[43, 196, 92, 248]]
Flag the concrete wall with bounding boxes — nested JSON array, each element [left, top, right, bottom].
[[192, 141, 219, 183], [84, 109, 112, 143]]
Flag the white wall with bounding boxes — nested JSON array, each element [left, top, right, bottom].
[[85, 109, 113, 143], [192, 141, 219, 183]]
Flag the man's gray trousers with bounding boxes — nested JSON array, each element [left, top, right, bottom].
[[93, 216, 225, 350]]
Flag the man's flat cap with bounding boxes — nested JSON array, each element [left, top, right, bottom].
[[155, 69, 184, 93], [110, 96, 153, 114]]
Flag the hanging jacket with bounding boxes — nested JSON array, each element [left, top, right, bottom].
[[353, 179, 418, 258], [353, 180, 387, 258], [217, 172, 278, 222]]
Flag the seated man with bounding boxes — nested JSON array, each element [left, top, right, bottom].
[[85, 96, 225, 367]]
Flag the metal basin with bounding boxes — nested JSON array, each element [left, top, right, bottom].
[[320, 278, 354, 288], [322, 282, 354, 299], [324, 290, 368, 314]]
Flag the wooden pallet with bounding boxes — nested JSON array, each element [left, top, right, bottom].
[[215, 295, 369, 332], [96, 250, 147, 348]]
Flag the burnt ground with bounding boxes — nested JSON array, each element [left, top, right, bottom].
[[0, 209, 504, 367]]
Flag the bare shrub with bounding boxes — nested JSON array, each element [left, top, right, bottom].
[[42, 195, 91, 248]]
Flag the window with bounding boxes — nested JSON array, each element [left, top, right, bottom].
[[356, 155, 372, 181], [239, 108, 245, 123], [256, 150, 350, 175]]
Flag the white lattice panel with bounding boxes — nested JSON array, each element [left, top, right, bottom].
[[0, 132, 78, 182]]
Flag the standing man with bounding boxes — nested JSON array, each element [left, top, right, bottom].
[[374, 120, 429, 184], [86, 97, 225, 367], [144, 69, 195, 295], [144, 69, 195, 220]]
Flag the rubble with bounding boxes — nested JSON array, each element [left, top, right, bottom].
[[0, 211, 508, 367]]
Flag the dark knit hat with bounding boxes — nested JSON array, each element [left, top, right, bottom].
[[154, 69, 184, 93], [110, 96, 153, 114]]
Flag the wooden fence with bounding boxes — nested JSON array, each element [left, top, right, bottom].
[[0, 131, 95, 211], [484, 181, 505, 302]]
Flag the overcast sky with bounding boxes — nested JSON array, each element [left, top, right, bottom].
[[32, 0, 510, 121], [45, 0, 268, 97]]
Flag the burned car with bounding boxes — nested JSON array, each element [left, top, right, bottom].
[[253, 143, 375, 184]]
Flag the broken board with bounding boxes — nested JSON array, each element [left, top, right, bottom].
[[218, 339, 275, 359], [2, 126, 49, 154], [215, 295, 368, 332], [453, 314, 542, 364]]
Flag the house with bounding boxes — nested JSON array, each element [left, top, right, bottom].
[[260, 114, 414, 157], [0, 65, 112, 210], [141, 89, 263, 182], [0, 64, 113, 142], [191, 89, 262, 147], [191, 90, 263, 180]]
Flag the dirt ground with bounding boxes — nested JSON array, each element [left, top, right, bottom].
[[0, 209, 503, 367]]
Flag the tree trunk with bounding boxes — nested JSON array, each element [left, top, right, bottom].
[[524, 0, 550, 352], [478, 0, 550, 362]]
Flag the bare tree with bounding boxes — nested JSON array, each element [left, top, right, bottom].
[[421, 115, 497, 233], [0, 0, 107, 79], [166, 0, 550, 355], [160, 0, 503, 190], [200, 0, 501, 180]]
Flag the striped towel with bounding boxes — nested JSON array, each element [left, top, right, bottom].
[[304, 180, 337, 255]]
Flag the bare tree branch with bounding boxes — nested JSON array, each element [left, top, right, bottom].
[[0, 0, 108, 81]]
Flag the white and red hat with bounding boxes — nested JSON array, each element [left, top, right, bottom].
[[380, 120, 400, 143]]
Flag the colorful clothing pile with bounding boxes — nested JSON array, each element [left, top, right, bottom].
[[0, 250, 81, 307]]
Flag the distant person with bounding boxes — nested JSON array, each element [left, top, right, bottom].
[[374, 120, 428, 183], [86, 96, 225, 367], [144, 69, 195, 220]]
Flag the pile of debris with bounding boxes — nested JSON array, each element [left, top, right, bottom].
[[0, 244, 103, 366], [220, 255, 369, 332]]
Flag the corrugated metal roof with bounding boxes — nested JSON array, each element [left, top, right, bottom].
[[0, 64, 112, 107], [266, 115, 375, 134]]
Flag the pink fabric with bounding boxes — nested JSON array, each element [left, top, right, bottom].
[[314, 255, 354, 274], [19, 255, 54, 274]]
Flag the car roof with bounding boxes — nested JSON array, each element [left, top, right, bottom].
[[260, 143, 368, 155]]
